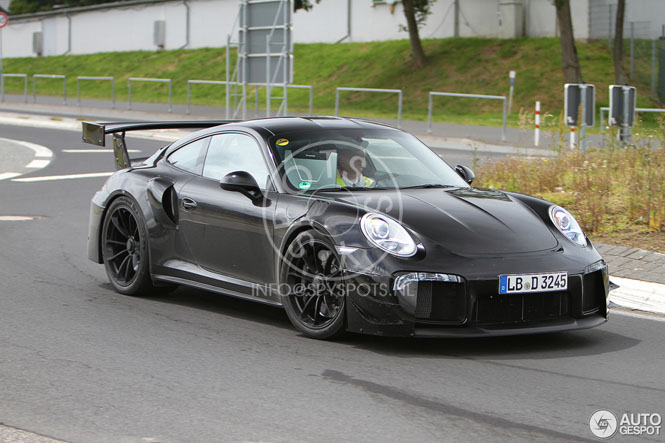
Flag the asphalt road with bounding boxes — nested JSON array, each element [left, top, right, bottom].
[[0, 124, 663, 443]]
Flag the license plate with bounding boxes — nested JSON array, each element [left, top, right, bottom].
[[499, 272, 568, 294]]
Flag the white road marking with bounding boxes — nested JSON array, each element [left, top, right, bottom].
[[12, 172, 113, 182], [0, 137, 53, 158], [0, 215, 40, 221], [26, 159, 52, 169], [62, 149, 141, 153], [0, 172, 22, 180]]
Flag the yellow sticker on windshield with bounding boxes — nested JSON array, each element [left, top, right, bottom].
[[276, 138, 289, 146]]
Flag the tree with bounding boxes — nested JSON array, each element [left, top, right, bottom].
[[295, 0, 435, 68], [294, 0, 320, 12], [401, 0, 433, 67], [613, 0, 628, 84], [9, 0, 128, 15], [553, 0, 581, 83]]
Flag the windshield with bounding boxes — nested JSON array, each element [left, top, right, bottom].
[[269, 128, 468, 192]]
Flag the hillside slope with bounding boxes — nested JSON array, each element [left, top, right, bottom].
[[2, 38, 660, 125]]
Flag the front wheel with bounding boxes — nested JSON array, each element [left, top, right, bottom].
[[101, 196, 155, 296], [280, 231, 346, 340]]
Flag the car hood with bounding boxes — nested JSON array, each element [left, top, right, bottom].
[[331, 187, 559, 255]]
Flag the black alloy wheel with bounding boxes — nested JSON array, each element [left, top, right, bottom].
[[101, 196, 155, 295], [280, 231, 346, 339]]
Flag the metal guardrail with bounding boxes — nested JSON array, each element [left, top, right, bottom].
[[186, 80, 230, 115], [428, 92, 507, 141], [187, 81, 314, 116], [77, 76, 115, 109], [284, 84, 313, 116], [1, 74, 29, 103], [335, 87, 403, 128], [128, 77, 172, 113], [600, 106, 665, 129], [33, 74, 67, 104]]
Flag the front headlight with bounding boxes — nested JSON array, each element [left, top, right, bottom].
[[360, 213, 418, 257], [549, 205, 587, 247]]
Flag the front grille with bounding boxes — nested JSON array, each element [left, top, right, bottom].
[[473, 291, 570, 325], [415, 281, 466, 324]]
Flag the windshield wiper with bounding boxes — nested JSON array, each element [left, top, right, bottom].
[[400, 184, 457, 189], [315, 186, 391, 192]]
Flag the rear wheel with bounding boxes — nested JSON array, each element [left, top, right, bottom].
[[280, 231, 346, 339], [101, 196, 155, 295]]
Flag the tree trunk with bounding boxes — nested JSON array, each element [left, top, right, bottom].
[[554, 0, 581, 83], [613, 0, 628, 84], [402, 0, 427, 67]]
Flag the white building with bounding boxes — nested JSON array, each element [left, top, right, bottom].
[[0, 0, 663, 58]]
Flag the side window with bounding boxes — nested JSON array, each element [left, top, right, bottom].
[[202, 133, 271, 190], [166, 137, 209, 174]]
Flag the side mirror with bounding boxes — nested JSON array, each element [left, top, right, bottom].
[[220, 171, 265, 205], [455, 165, 475, 185]]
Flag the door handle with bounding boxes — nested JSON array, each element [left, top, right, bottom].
[[182, 197, 198, 211]]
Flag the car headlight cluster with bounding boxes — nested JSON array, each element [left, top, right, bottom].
[[361, 213, 418, 257], [549, 205, 587, 247]]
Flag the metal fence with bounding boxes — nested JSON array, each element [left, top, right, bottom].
[[600, 106, 665, 130], [428, 92, 507, 141], [128, 77, 172, 113], [0, 74, 29, 102], [77, 76, 115, 109], [186, 81, 314, 117], [590, 9, 662, 100], [33, 74, 67, 104], [335, 87, 403, 128]]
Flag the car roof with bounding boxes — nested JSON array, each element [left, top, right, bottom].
[[236, 116, 398, 136], [166, 116, 399, 153]]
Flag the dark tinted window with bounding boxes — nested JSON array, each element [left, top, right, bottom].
[[167, 137, 209, 174]]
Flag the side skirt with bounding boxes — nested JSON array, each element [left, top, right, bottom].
[[153, 274, 283, 307]]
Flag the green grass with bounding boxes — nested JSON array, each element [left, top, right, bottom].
[[2, 38, 662, 126]]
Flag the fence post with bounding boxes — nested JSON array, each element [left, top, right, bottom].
[[186, 82, 191, 115], [534, 101, 540, 147], [128, 78, 132, 110], [652, 39, 657, 98], [334, 89, 340, 116], [501, 97, 507, 142], [427, 93, 433, 134], [168, 80, 172, 113], [308, 86, 313, 116], [397, 90, 402, 129], [630, 22, 635, 79]]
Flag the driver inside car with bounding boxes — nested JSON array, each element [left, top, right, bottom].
[[336, 147, 375, 188]]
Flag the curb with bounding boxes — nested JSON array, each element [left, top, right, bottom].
[[609, 276, 665, 315]]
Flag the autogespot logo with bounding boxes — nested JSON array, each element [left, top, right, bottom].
[[589, 410, 618, 439]]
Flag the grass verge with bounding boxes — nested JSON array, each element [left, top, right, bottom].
[[2, 38, 662, 127], [474, 118, 665, 252]]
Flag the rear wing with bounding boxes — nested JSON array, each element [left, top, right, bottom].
[[81, 120, 235, 170]]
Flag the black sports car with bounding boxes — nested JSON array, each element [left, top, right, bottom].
[[83, 117, 609, 339]]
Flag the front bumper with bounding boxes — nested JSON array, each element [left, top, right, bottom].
[[341, 251, 609, 338]]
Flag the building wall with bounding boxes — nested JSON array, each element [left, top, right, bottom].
[[1, 0, 663, 59]]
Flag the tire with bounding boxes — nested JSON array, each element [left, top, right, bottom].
[[101, 196, 156, 296], [280, 230, 346, 339]]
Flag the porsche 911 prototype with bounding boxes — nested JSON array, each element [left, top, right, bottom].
[[83, 117, 609, 339]]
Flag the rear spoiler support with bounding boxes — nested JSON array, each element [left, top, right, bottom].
[[82, 120, 236, 170]]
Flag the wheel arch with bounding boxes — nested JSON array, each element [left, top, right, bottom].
[[97, 189, 152, 264]]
